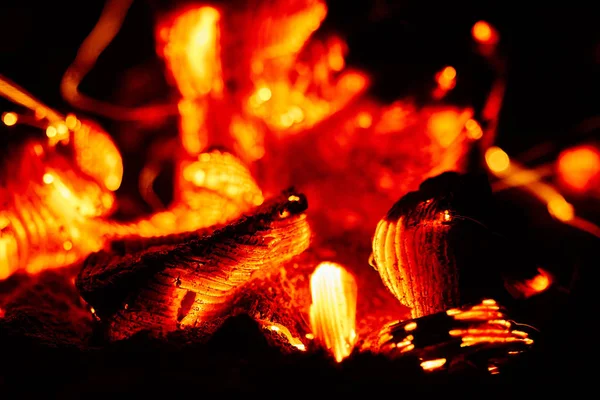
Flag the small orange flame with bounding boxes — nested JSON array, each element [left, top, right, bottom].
[[158, 6, 223, 99], [309, 262, 358, 363]]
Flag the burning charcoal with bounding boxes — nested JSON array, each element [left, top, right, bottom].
[[77, 190, 311, 341], [375, 299, 536, 375], [371, 171, 507, 318]]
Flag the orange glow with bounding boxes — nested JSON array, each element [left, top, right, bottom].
[[157, 7, 223, 157], [256, 87, 272, 102], [434, 66, 457, 98], [442, 210, 451, 222], [0, 214, 9, 230], [242, 4, 365, 134], [0, 0, 475, 351], [158, 7, 223, 99], [0, 159, 115, 279], [442, 66, 456, 81], [547, 198, 574, 222], [378, 299, 535, 366], [178, 98, 207, 155], [65, 114, 78, 130], [309, 262, 358, 363], [57, 123, 68, 135], [486, 147, 580, 223], [465, 118, 483, 140], [46, 126, 57, 138], [427, 109, 472, 148], [230, 114, 265, 162], [404, 321, 417, 331], [2, 112, 17, 126], [557, 145, 600, 193], [420, 358, 446, 371], [449, 300, 534, 348], [249, 0, 327, 61], [72, 122, 123, 192], [487, 148, 600, 236], [485, 146, 510, 173], [260, 321, 307, 351], [472, 21, 498, 45], [356, 112, 373, 128], [0, 76, 62, 123], [42, 173, 54, 184], [374, 102, 413, 133]]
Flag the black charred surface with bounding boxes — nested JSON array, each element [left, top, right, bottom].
[[384, 171, 494, 224], [0, 308, 588, 396]]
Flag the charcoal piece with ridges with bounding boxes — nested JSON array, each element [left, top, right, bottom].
[[77, 189, 311, 341]]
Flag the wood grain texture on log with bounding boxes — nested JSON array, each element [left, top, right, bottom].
[[371, 172, 502, 318], [77, 189, 311, 341]]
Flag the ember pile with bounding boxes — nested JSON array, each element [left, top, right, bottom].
[[0, 0, 597, 394]]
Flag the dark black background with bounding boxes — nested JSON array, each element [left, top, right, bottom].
[[0, 0, 598, 392]]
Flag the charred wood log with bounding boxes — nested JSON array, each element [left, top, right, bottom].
[[371, 172, 537, 318], [77, 189, 311, 341]]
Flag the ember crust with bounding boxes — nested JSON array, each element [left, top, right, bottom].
[[76, 189, 311, 341]]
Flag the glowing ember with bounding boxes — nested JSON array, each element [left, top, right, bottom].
[[0, 139, 116, 279], [372, 172, 499, 318], [77, 190, 311, 341], [420, 358, 446, 372], [157, 6, 222, 156], [309, 261, 358, 362], [158, 7, 223, 99], [0, 136, 263, 279], [465, 119, 483, 140], [2, 112, 18, 126], [72, 120, 123, 192], [485, 146, 510, 173], [504, 267, 553, 299], [260, 320, 307, 351], [0, 0, 560, 373], [472, 21, 499, 46], [557, 145, 600, 193], [433, 66, 457, 99], [377, 299, 536, 374]]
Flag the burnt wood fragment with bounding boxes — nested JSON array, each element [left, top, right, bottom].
[[77, 189, 311, 341]]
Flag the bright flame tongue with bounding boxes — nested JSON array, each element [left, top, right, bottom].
[[159, 6, 223, 99], [309, 262, 357, 362]]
